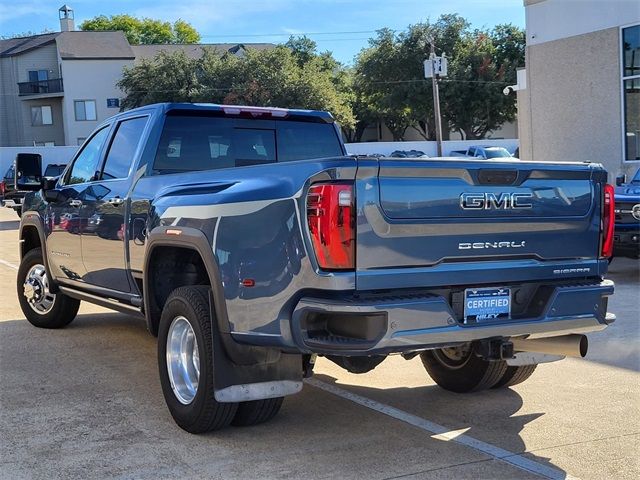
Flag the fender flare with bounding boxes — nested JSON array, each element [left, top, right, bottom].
[[143, 226, 277, 365], [19, 211, 58, 292]]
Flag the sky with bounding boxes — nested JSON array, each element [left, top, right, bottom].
[[0, 0, 525, 64]]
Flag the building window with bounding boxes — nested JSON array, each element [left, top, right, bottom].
[[623, 24, 640, 161], [74, 100, 97, 121], [77, 137, 86, 146], [28, 70, 48, 82], [31, 105, 52, 126], [34, 141, 55, 147]]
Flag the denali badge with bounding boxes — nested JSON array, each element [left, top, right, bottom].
[[460, 192, 533, 210], [459, 241, 526, 250]]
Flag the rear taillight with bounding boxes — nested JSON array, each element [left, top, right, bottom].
[[0, 181, 5, 195], [601, 184, 615, 258], [307, 183, 355, 270]]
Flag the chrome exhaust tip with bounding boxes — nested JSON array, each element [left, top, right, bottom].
[[510, 334, 588, 358]]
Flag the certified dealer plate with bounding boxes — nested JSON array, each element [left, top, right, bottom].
[[464, 287, 511, 323]]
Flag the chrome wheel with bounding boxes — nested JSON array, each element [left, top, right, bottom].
[[166, 315, 200, 405], [433, 344, 473, 370], [23, 264, 56, 315]]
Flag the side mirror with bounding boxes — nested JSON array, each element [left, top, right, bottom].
[[615, 174, 626, 187], [42, 177, 62, 203], [14, 153, 42, 191], [43, 188, 62, 203], [42, 177, 58, 191]]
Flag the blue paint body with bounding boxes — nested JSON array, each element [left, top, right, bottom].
[[21, 103, 615, 356]]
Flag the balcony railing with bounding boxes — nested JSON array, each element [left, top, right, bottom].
[[18, 78, 64, 96]]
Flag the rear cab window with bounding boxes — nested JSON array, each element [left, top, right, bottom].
[[152, 114, 343, 174]]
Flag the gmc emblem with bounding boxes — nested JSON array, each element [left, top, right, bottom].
[[460, 192, 533, 210]]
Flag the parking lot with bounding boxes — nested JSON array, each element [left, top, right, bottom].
[[0, 206, 638, 480]]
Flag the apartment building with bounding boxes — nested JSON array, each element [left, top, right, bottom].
[[517, 0, 640, 178], [0, 5, 273, 147]]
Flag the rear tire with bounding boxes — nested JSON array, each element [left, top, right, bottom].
[[157, 286, 238, 433], [232, 397, 284, 427], [17, 247, 80, 329], [492, 364, 538, 388], [420, 345, 508, 393]]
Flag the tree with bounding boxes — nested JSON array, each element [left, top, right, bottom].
[[1, 28, 55, 39], [80, 15, 200, 44], [285, 36, 318, 68], [117, 45, 355, 130], [439, 24, 525, 139], [354, 15, 524, 140]]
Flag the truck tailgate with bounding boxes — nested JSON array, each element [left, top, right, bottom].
[[355, 158, 607, 290]]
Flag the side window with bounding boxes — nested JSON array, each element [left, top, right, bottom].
[[65, 127, 109, 185], [101, 117, 148, 180]]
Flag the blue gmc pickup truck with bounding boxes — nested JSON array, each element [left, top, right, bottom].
[[15, 103, 616, 433]]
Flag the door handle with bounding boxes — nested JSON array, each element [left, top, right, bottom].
[[106, 197, 124, 206], [69, 199, 82, 207]]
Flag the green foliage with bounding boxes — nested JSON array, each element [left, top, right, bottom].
[[116, 15, 523, 141], [354, 15, 524, 140], [80, 15, 200, 44], [117, 42, 355, 129]]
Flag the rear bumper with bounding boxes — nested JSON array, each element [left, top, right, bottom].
[[291, 280, 615, 355]]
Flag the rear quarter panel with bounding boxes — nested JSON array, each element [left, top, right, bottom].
[[132, 158, 357, 346]]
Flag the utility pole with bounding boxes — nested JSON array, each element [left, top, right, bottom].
[[424, 41, 446, 156]]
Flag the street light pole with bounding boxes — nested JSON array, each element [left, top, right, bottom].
[[429, 42, 444, 157]]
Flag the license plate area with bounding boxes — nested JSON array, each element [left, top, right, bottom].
[[464, 287, 511, 323]]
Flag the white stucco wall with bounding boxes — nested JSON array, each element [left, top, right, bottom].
[[0, 146, 78, 177], [526, 0, 640, 45], [59, 58, 133, 146], [345, 139, 518, 157]]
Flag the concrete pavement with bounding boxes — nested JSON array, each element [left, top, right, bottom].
[[0, 206, 638, 479]]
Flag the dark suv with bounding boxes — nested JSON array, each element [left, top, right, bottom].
[[614, 168, 640, 258], [1, 163, 67, 217]]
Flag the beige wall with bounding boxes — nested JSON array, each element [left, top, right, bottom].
[[59, 59, 133, 146], [518, 27, 629, 179], [20, 99, 65, 146], [0, 43, 64, 146]]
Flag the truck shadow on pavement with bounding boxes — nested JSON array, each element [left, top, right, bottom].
[[1, 311, 572, 479], [310, 372, 567, 479]]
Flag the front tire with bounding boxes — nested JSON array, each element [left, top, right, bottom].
[[420, 344, 508, 393], [157, 286, 237, 433], [17, 247, 80, 329]]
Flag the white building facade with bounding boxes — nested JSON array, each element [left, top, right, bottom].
[[0, 5, 274, 148], [517, 0, 640, 178]]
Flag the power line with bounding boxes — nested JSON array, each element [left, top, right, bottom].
[[199, 30, 382, 38]]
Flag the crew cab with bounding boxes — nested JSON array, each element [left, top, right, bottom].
[[15, 103, 615, 433], [450, 145, 513, 159], [613, 168, 640, 258]]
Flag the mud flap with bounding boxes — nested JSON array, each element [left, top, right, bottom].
[[208, 291, 303, 402]]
